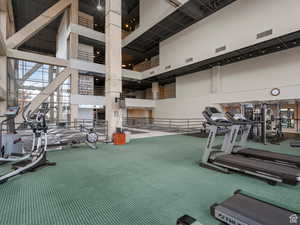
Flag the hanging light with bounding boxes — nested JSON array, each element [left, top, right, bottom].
[[97, 0, 102, 11]]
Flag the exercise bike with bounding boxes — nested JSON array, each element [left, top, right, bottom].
[[47, 122, 99, 150], [0, 103, 55, 184]]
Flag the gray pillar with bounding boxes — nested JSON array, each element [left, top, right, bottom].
[[0, 11, 7, 115], [105, 0, 122, 140], [152, 82, 159, 100]]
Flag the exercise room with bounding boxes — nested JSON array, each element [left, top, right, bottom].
[[0, 0, 299, 224]]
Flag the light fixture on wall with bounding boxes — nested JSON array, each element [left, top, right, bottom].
[[97, 0, 102, 11]]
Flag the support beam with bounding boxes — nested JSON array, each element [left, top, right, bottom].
[[0, 56, 7, 113], [105, 0, 122, 140], [6, 0, 71, 49], [16, 68, 72, 124], [18, 63, 42, 85], [70, 69, 79, 121], [7, 49, 69, 67], [0, 30, 6, 56], [6, 0, 15, 37], [69, 0, 79, 122]]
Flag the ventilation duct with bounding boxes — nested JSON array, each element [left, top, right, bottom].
[[257, 29, 273, 39], [216, 46, 226, 53], [186, 57, 194, 63]]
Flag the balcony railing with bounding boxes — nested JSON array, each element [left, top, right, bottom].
[[78, 50, 94, 62], [124, 117, 206, 133], [78, 15, 93, 29]]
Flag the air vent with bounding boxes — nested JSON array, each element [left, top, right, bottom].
[[150, 71, 155, 75], [216, 46, 226, 53], [165, 65, 171, 70], [186, 57, 194, 63], [165, 0, 182, 8], [257, 29, 273, 39]]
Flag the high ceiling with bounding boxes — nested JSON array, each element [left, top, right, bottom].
[[12, 0, 60, 55], [124, 0, 236, 65], [12, 0, 139, 55]]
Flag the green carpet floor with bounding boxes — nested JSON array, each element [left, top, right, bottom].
[[0, 135, 300, 225]]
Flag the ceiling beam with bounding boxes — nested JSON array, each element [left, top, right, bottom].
[[7, 49, 69, 67], [6, 0, 71, 49]]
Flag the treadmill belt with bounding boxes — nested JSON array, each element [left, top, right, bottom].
[[214, 154, 300, 184], [219, 193, 300, 225], [237, 148, 300, 166]]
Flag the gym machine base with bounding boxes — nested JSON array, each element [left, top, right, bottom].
[[290, 140, 300, 148], [0, 104, 56, 184], [211, 190, 300, 225], [226, 111, 300, 168], [200, 107, 300, 185], [177, 215, 203, 225]]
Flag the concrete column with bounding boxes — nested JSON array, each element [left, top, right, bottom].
[[211, 65, 222, 94], [69, 0, 79, 122], [0, 56, 7, 114], [105, 0, 122, 140], [56, 86, 62, 123], [152, 82, 159, 100], [70, 69, 79, 122], [0, 10, 7, 115]]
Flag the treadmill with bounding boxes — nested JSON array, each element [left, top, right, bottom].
[[211, 190, 300, 225], [226, 111, 300, 168], [200, 107, 300, 185]]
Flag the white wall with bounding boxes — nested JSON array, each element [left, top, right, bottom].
[[127, 109, 152, 118], [153, 47, 300, 119], [144, 0, 300, 79], [126, 98, 156, 109], [213, 47, 300, 103], [71, 95, 105, 106], [78, 108, 94, 120], [154, 70, 213, 118]]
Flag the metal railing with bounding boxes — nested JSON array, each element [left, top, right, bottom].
[[16, 119, 108, 142], [78, 50, 94, 62], [124, 117, 206, 133]]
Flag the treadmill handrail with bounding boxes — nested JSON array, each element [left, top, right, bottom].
[[225, 112, 253, 125], [202, 111, 233, 127]]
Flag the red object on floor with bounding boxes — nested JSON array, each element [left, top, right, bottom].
[[113, 133, 126, 145]]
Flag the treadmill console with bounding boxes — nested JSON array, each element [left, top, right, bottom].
[[226, 110, 250, 123], [203, 107, 230, 124], [1, 106, 20, 117]]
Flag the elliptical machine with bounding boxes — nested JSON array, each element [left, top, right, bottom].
[[0, 103, 56, 184], [0, 106, 29, 162]]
